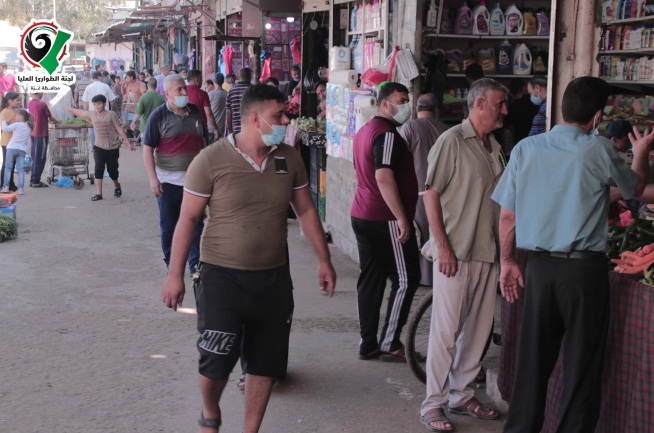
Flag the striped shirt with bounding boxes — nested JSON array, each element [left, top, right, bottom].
[[528, 98, 547, 137], [74, 78, 93, 108], [351, 116, 418, 221], [142, 102, 205, 186], [226, 81, 251, 134]]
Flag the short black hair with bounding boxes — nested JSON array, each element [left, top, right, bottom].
[[187, 69, 202, 83], [91, 94, 107, 104], [92, 71, 102, 80], [377, 82, 410, 106], [291, 65, 301, 72], [147, 77, 157, 89], [148, 68, 153, 75], [240, 84, 286, 117], [120, 65, 125, 70], [464, 63, 485, 81], [214, 73, 225, 86], [226, 73, 236, 81], [562, 77, 610, 123], [529, 75, 548, 89], [264, 76, 280, 87], [95, 64, 102, 71], [205, 79, 215, 86], [238, 68, 252, 82], [126, 70, 136, 79]]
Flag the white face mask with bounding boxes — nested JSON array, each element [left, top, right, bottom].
[[387, 101, 411, 125], [589, 114, 600, 136]]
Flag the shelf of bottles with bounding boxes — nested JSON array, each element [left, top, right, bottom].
[[346, 0, 389, 74], [421, 0, 551, 79], [598, 0, 654, 83]]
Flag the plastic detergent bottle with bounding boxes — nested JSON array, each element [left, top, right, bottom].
[[489, 3, 505, 36], [505, 4, 523, 36], [533, 48, 548, 74], [427, 0, 438, 27], [513, 43, 532, 75], [473, 0, 490, 35], [523, 8, 537, 35], [440, 2, 453, 34], [478, 48, 496, 74], [537, 9, 550, 36], [455, 2, 473, 35], [496, 40, 514, 75]]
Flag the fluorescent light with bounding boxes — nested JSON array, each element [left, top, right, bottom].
[[287, 17, 295, 23], [265, 23, 272, 29]]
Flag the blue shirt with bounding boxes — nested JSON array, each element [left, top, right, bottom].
[[492, 124, 638, 253], [528, 98, 547, 137]]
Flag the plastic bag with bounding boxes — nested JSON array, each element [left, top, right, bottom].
[[361, 46, 399, 88], [394, 48, 420, 86], [55, 177, 74, 188]]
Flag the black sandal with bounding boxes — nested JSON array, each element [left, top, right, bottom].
[[199, 410, 221, 431], [114, 184, 122, 198], [91, 194, 103, 201]]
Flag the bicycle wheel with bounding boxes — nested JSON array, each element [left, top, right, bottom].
[[405, 291, 433, 384]]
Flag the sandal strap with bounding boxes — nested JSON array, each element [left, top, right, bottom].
[[422, 408, 451, 424], [198, 411, 221, 429], [459, 398, 492, 416]]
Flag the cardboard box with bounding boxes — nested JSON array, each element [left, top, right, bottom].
[[0, 204, 16, 220]]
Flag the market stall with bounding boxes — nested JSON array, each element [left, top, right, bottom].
[[498, 244, 653, 433]]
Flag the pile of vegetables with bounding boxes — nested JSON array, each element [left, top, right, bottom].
[[0, 215, 17, 241], [60, 118, 89, 127], [293, 117, 326, 133], [285, 101, 300, 116], [612, 243, 654, 274], [607, 219, 654, 259]]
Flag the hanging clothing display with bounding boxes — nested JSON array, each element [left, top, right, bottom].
[[260, 51, 273, 82], [221, 45, 234, 75], [290, 36, 301, 65]]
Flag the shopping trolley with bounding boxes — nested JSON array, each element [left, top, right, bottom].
[[47, 125, 94, 189]]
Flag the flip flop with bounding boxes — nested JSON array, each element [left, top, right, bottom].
[[114, 184, 122, 198], [91, 194, 103, 201], [198, 410, 221, 431]]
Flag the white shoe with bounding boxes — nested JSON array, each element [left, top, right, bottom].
[[0, 187, 8, 193], [17, 188, 24, 195]]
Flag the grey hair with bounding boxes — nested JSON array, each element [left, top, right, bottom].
[[417, 93, 438, 112], [164, 74, 185, 91], [467, 78, 509, 110]]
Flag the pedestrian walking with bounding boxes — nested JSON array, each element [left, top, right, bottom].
[[82, 72, 117, 149], [65, 95, 135, 201], [207, 73, 227, 141], [226, 68, 252, 135], [161, 83, 336, 433], [1, 109, 32, 195], [142, 74, 205, 275], [130, 78, 165, 143], [0, 62, 19, 97], [492, 76, 653, 433], [350, 82, 421, 362], [186, 69, 219, 145], [419, 78, 507, 432], [27, 93, 60, 188], [398, 93, 449, 286], [74, 71, 93, 109]]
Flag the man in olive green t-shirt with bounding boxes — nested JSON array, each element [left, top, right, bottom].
[[161, 84, 336, 433], [130, 78, 165, 141]]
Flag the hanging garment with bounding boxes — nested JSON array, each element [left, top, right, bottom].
[[290, 36, 301, 65]]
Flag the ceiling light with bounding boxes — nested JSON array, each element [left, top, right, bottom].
[[287, 17, 295, 23], [265, 23, 272, 29]]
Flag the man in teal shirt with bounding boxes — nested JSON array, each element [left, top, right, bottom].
[[492, 76, 653, 433], [131, 78, 165, 143]]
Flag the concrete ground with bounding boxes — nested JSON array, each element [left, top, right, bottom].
[[0, 148, 505, 433]]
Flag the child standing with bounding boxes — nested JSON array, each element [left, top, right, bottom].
[[65, 94, 135, 201], [1, 110, 32, 194], [1, 91, 21, 191]]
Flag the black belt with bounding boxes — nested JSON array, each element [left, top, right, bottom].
[[524, 250, 605, 259]]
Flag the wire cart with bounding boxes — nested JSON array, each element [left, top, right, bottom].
[[47, 125, 94, 189], [121, 102, 140, 143]]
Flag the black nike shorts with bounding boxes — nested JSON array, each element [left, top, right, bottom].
[[194, 262, 294, 380]]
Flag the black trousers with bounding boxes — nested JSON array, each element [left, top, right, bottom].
[[1, 146, 16, 189], [504, 254, 609, 433], [351, 217, 421, 355]]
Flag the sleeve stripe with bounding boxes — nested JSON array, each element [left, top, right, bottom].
[[183, 188, 211, 198], [293, 183, 309, 190], [383, 132, 394, 165]]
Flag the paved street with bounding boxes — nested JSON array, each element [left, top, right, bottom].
[[1, 147, 503, 433]]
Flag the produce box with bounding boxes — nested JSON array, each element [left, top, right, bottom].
[[0, 191, 18, 208], [0, 204, 16, 220]]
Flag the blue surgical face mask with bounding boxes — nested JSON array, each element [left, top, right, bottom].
[[530, 94, 543, 106], [258, 114, 287, 146], [174, 95, 189, 108]]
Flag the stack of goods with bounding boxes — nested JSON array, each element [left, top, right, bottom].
[[0, 191, 17, 242], [326, 67, 366, 162], [601, 0, 651, 22], [600, 93, 654, 131], [438, 2, 549, 37]]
